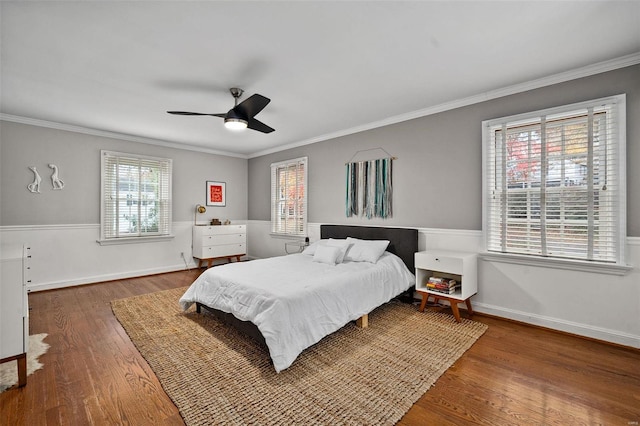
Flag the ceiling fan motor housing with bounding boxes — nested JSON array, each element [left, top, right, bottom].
[[225, 107, 247, 122]]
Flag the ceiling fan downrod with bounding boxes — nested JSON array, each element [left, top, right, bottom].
[[229, 87, 244, 106]]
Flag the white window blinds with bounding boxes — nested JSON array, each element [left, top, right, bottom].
[[271, 157, 307, 236], [101, 150, 172, 240], [483, 95, 626, 264]]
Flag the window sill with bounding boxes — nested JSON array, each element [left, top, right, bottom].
[[479, 252, 633, 276], [96, 235, 175, 246], [269, 233, 306, 240]]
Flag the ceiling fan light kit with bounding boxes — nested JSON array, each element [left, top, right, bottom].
[[167, 87, 274, 133], [224, 118, 248, 130], [223, 106, 248, 130]]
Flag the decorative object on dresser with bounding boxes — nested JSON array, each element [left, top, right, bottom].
[[0, 244, 31, 387], [192, 224, 246, 268], [206, 181, 226, 207], [415, 249, 478, 323]]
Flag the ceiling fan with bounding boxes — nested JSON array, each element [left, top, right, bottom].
[[167, 88, 274, 133]]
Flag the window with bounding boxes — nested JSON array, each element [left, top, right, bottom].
[[271, 157, 307, 236], [483, 95, 626, 265], [100, 150, 172, 242]]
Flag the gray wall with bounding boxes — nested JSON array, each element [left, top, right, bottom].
[[248, 64, 640, 236], [0, 122, 248, 226]]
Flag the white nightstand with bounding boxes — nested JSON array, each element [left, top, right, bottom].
[[414, 250, 477, 322]]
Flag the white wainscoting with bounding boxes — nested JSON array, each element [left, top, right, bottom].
[[0, 222, 201, 292], [475, 240, 640, 349], [248, 220, 640, 349]]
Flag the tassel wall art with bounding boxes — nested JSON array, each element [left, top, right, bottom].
[[345, 157, 392, 219]]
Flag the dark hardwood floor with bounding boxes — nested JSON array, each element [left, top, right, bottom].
[[1, 270, 638, 425]]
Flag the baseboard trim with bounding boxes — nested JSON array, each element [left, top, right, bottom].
[[472, 301, 640, 349], [28, 262, 198, 292]]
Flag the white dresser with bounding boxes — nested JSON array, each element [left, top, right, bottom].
[[0, 244, 31, 387], [193, 225, 246, 268]]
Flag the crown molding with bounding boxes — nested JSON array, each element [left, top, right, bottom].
[[249, 52, 640, 158], [0, 114, 248, 159], [1, 53, 637, 160]]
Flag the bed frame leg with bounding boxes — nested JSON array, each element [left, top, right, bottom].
[[356, 314, 368, 328], [196, 303, 201, 314]]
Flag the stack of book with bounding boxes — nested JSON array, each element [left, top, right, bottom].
[[425, 276, 459, 295]]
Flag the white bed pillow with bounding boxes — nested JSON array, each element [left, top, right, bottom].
[[303, 238, 351, 263], [326, 239, 351, 263], [344, 238, 390, 263], [302, 240, 321, 256], [312, 244, 342, 265]]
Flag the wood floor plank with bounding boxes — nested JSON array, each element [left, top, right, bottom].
[[1, 270, 639, 425]]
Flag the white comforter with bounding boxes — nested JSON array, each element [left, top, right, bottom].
[[179, 252, 415, 372]]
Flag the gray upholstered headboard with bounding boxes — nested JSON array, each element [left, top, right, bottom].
[[320, 225, 418, 272]]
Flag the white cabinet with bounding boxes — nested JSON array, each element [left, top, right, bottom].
[[0, 244, 31, 387], [193, 225, 246, 268], [414, 249, 477, 322]]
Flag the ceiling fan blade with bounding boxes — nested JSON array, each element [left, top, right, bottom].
[[167, 111, 226, 117], [234, 94, 270, 119], [247, 118, 275, 133]]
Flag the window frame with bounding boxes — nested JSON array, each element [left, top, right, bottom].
[[481, 95, 630, 275], [98, 150, 173, 245], [270, 156, 308, 238]]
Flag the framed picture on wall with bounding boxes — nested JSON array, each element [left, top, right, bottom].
[[206, 181, 226, 206]]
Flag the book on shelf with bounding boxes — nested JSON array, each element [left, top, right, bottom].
[[428, 286, 460, 295], [427, 283, 460, 290], [426, 277, 458, 287]]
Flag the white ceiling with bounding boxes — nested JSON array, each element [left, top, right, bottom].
[[2, 1, 639, 158]]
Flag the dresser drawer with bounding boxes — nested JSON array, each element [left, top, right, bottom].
[[200, 233, 245, 246], [199, 243, 246, 258], [197, 224, 246, 236], [415, 252, 463, 275]]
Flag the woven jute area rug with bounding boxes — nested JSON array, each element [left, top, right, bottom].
[[112, 287, 487, 426]]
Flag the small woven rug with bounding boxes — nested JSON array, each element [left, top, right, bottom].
[[112, 287, 487, 426]]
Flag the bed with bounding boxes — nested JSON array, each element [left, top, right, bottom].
[[179, 225, 418, 372]]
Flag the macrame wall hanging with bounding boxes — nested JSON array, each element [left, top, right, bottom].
[[345, 148, 394, 219]]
